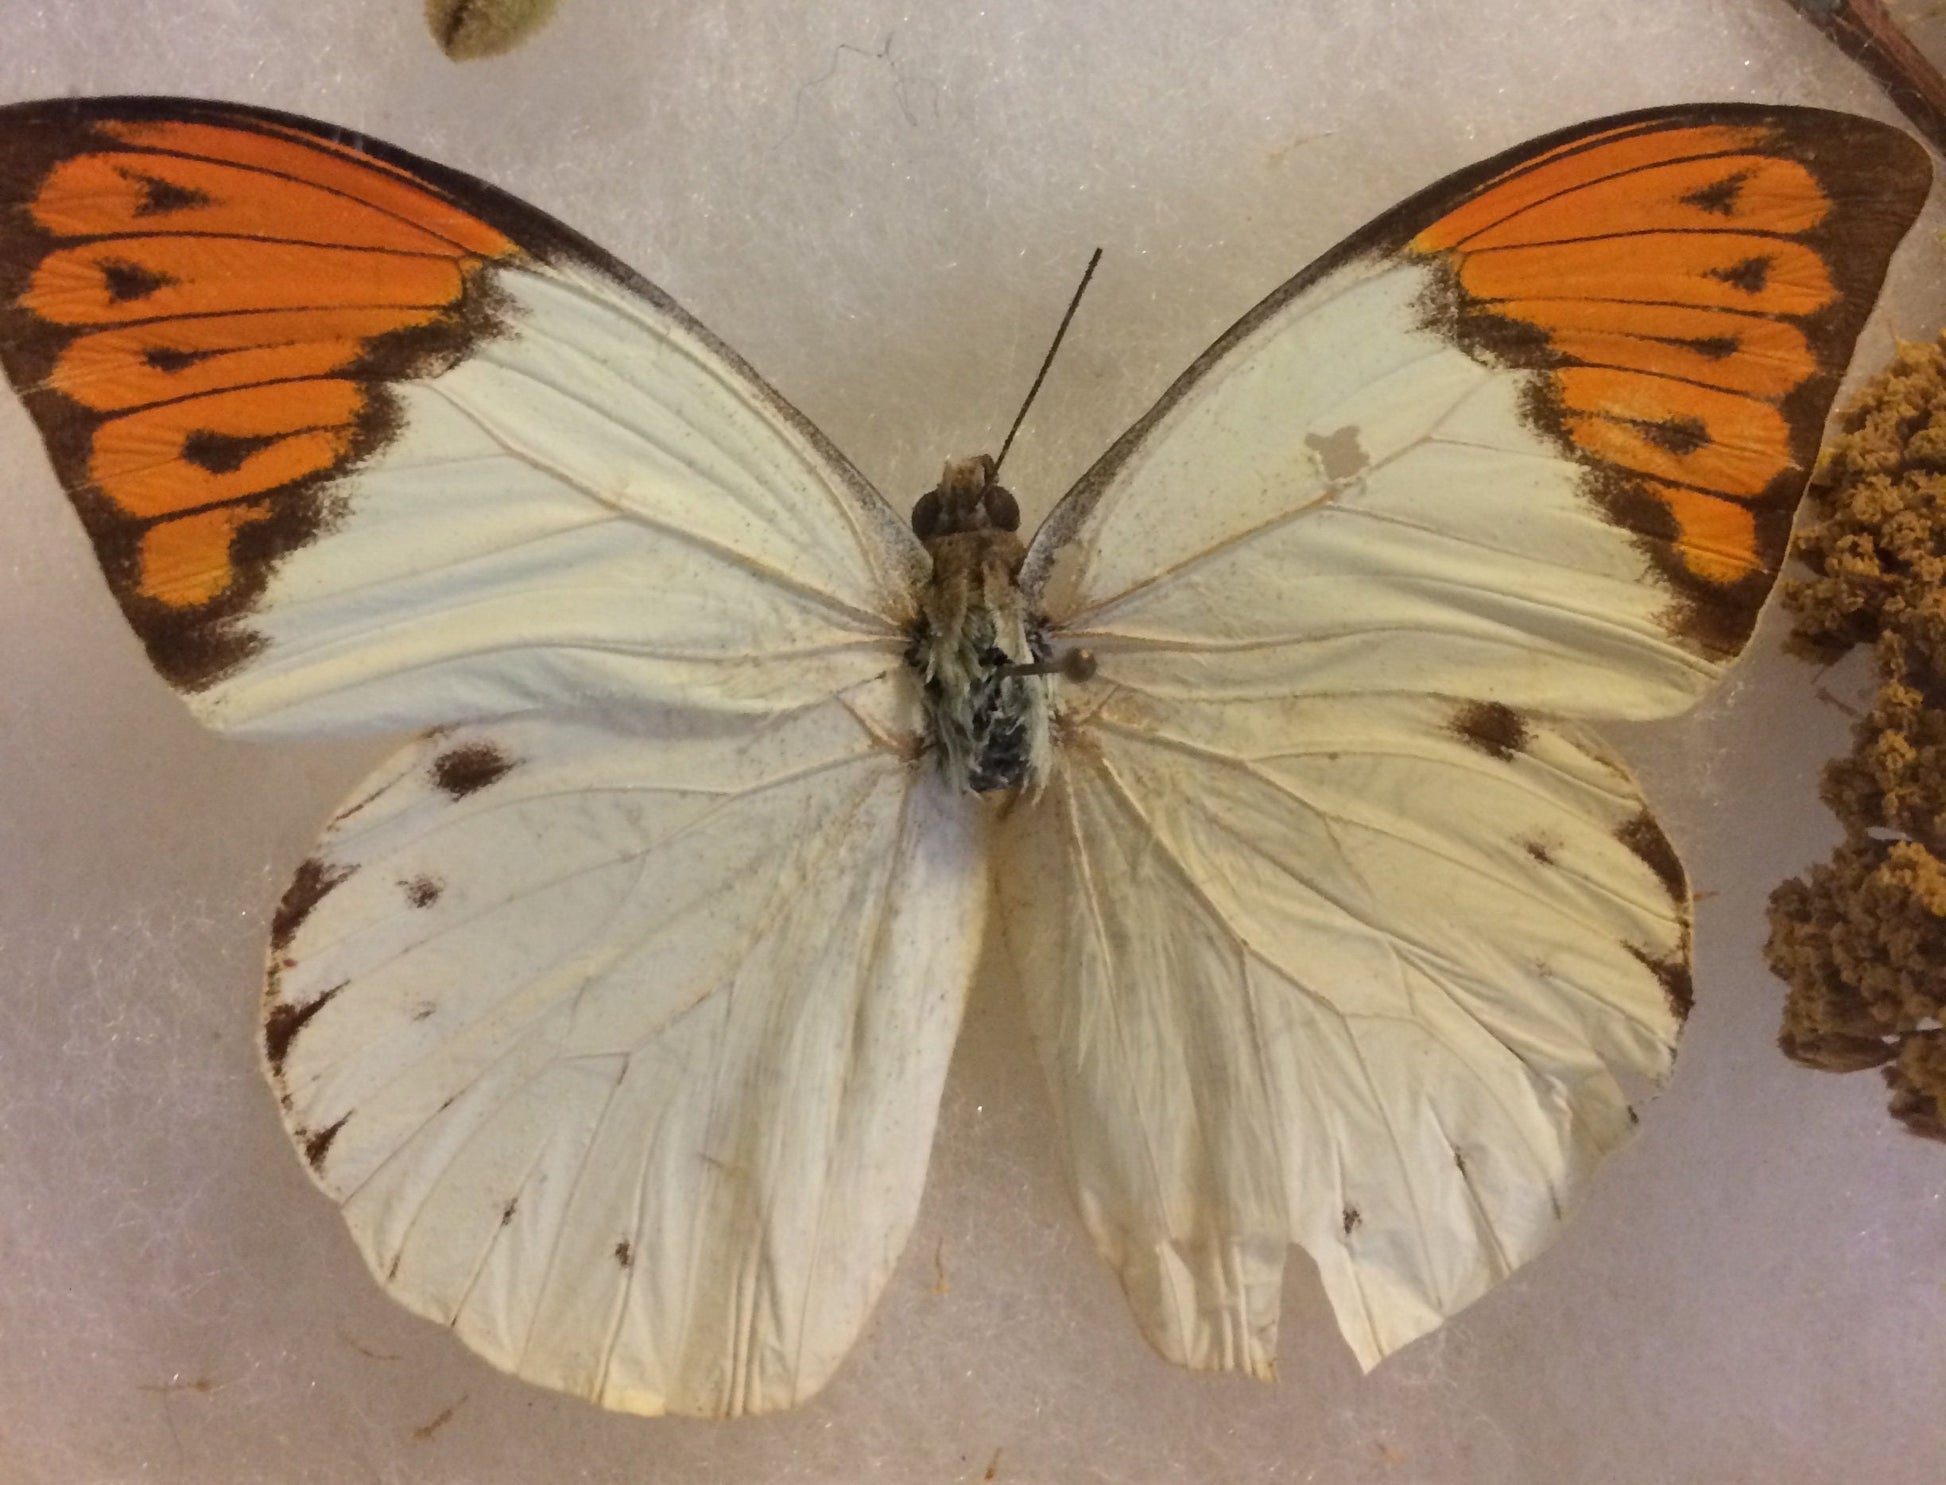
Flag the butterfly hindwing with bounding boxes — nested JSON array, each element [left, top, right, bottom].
[[1007, 106, 1928, 1375], [999, 689, 1687, 1372], [0, 97, 924, 737], [266, 684, 984, 1417]]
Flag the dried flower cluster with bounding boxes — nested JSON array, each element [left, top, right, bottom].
[[1766, 335, 1946, 1141]]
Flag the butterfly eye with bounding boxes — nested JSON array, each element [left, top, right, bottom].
[[982, 484, 1020, 532], [910, 488, 943, 538]]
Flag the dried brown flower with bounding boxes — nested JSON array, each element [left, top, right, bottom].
[[1768, 334, 1946, 1141]]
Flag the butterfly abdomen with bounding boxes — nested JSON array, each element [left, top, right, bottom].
[[910, 527, 1051, 793]]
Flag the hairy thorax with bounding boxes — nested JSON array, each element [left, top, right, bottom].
[[906, 456, 1052, 793]]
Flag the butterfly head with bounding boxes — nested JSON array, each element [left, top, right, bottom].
[[909, 455, 1021, 540]]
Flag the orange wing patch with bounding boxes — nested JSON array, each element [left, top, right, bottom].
[[1413, 124, 1771, 248], [139, 503, 275, 607], [1487, 301, 1815, 399], [98, 119, 513, 256], [49, 308, 440, 411], [0, 99, 520, 690], [30, 151, 476, 253], [26, 238, 468, 323], [1552, 366, 1791, 496], [89, 379, 365, 519], [1407, 108, 1930, 655], [1453, 234, 1834, 317]]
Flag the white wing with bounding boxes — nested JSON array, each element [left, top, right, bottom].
[[998, 688, 1683, 1371], [223, 256, 920, 735], [0, 100, 974, 1416], [1007, 106, 1928, 1372], [267, 684, 984, 1416]]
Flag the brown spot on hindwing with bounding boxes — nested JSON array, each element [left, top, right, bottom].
[[1617, 810, 1694, 1020], [271, 856, 352, 951], [1450, 700, 1529, 760], [303, 1112, 351, 1170], [1630, 942, 1695, 1022], [613, 1240, 633, 1269], [403, 874, 444, 908], [431, 742, 515, 798], [264, 981, 344, 1076], [1617, 810, 1686, 906]]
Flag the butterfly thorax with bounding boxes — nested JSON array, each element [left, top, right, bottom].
[[907, 456, 1051, 793]]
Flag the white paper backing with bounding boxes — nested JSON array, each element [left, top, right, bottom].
[[0, 1, 1941, 1480]]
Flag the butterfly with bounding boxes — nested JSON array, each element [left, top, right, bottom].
[[0, 97, 1926, 1417]]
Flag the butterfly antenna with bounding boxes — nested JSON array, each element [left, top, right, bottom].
[[993, 247, 1104, 477]]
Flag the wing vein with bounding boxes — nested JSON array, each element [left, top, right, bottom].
[[424, 376, 897, 632]]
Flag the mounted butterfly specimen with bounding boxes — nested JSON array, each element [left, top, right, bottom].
[[0, 97, 1927, 1417]]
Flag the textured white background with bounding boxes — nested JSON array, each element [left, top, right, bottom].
[[0, 1, 1942, 1480]]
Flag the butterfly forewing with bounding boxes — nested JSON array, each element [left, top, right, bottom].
[[0, 97, 924, 737], [1025, 106, 1928, 715]]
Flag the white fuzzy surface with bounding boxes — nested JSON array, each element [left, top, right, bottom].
[[0, 1, 1942, 1480]]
